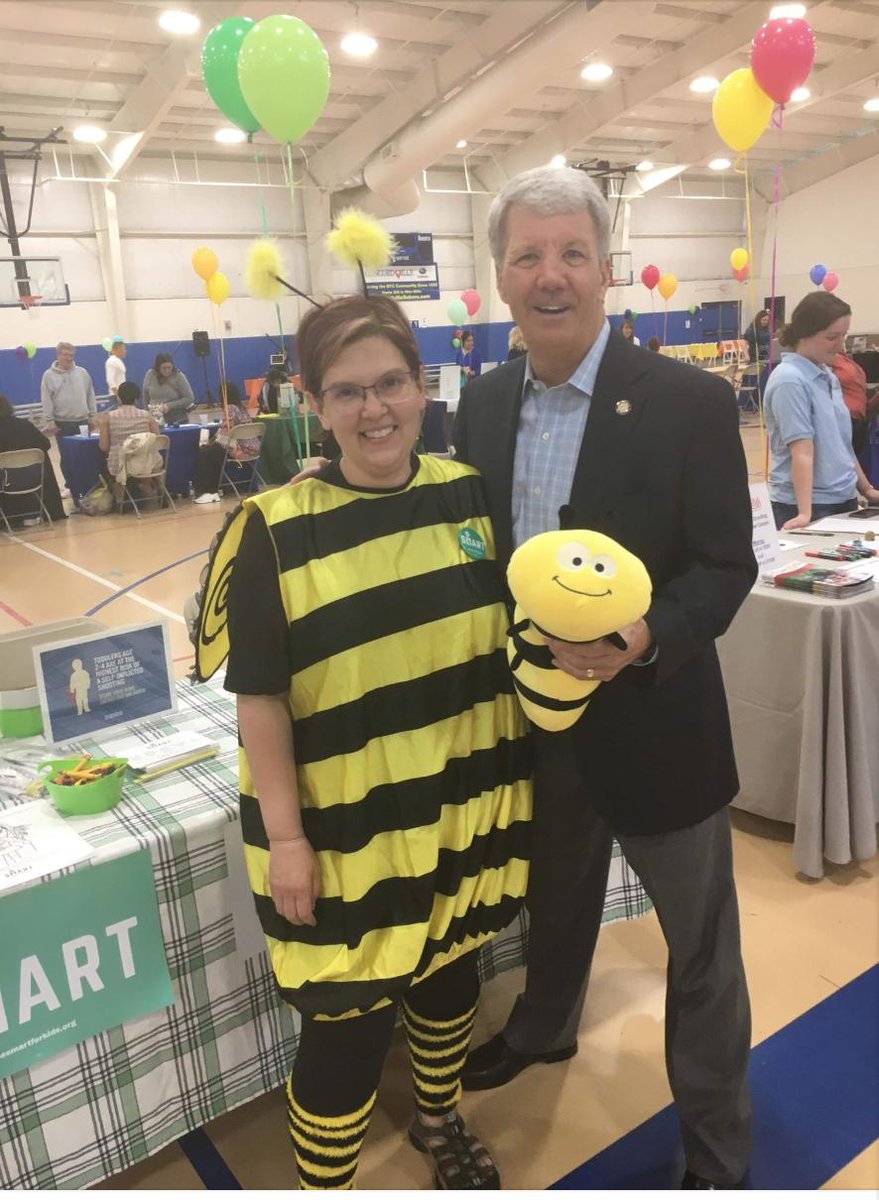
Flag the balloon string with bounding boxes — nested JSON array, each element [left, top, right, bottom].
[[210, 303, 229, 430], [663, 300, 668, 346], [741, 155, 768, 477], [283, 141, 308, 466], [651, 291, 658, 340], [254, 146, 287, 353]]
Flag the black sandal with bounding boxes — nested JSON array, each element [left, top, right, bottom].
[[409, 1112, 501, 1189]]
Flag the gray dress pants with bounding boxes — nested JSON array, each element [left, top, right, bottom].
[[505, 731, 752, 1187]]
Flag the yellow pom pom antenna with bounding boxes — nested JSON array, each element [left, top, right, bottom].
[[326, 209, 395, 271], [246, 240, 285, 301]]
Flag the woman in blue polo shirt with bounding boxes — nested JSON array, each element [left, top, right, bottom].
[[764, 292, 879, 530]]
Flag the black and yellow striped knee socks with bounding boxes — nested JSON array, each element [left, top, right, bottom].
[[402, 999, 477, 1116], [286, 1077, 375, 1191]]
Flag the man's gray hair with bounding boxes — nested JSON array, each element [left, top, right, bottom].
[[488, 166, 612, 269], [56, 341, 75, 353]]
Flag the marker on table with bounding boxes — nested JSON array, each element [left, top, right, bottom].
[[791, 530, 836, 537]]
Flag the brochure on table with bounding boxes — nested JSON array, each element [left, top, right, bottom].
[[749, 482, 785, 575], [0, 850, 173, 1079], [0, 800, 93, 895], [33, 620, 176, 747]]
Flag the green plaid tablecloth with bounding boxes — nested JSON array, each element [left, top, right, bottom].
[[0, 678, 650, 1190]]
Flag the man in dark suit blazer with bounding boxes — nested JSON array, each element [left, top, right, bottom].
[[454, 166, 757, 1190]]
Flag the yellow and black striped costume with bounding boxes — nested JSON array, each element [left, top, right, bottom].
[[221, 456, 531, 1019]]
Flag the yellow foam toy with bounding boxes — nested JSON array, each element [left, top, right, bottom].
[[506, 529, 652, 731]]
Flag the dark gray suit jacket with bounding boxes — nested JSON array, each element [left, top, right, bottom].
[[452, 328, 757, 835]]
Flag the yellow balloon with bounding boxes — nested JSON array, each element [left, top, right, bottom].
[[730, 248, 749, 271], [657, 272, 677, 301], [192, 246, 219, 281], [206, 271, 231, 305], [712, 68, 774, 154]]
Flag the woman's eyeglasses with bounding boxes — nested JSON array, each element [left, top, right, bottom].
[[319, 370, 419, 409]]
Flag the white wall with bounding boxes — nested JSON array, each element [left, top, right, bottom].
[[755, 154, 879, 334]]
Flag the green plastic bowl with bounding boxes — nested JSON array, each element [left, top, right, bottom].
[[38, 756, 128, 816]]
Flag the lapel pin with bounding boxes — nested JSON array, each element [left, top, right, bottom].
[[615, 399, 632, 416]]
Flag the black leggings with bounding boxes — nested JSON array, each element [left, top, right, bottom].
[[287, 950, 479, 1189]]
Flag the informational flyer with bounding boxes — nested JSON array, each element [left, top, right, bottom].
[[33, 621, 176, 746], [749, 482, 784, 574], [0, 801, 93, 895]]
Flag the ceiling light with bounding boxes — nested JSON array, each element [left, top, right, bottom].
[[790, 86, 810, 102], [709, 157, 731, 170], [159, 10, 200, 35], [580, 62, 614, 83], [73, 125, 107, 144], [636, 160, 654, 171], [550, 154, 567, 168], [341, 31, 378, 57], [770, 4, 806, 18], [456, 139, 468, 149], [864, 96, 879, 113], [215, 127, 248, 144], [690, 76, 719, 94]]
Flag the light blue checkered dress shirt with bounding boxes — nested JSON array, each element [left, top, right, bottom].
[[512, 319, 611, 549]]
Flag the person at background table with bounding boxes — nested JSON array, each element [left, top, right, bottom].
[[97, 380, 160, 501], [193, 381, 258, 503], [620, 317, 640, 346], [0, 392, 66, 524], [648, 335, 661, 353], [764, 292, 879, 530], [105, 337, 127, 396], [832, 350, 879, 459], [224, 293, 530, 1189], [453, 164, 756, 1191], [259, 367, 288, 415], [457, 330, 482, 379], [507, 324, 528, 361], [40, 340, 97, 495], [744, 309, 773, 401], [142, 352, 195, 423]]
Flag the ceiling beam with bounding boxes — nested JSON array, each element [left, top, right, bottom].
[[782, 128, 879, 194]]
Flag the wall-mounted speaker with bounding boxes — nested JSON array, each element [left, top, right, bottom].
[[192, 330, 211, 357]]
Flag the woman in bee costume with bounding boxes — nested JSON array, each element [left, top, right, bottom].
[[193, 291, 531, 1190]]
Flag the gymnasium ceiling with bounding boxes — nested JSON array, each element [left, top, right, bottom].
[[2, 0, 879, 206]]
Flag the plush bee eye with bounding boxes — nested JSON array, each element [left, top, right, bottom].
[[557, 542, 591, 571], [591, 555, 617, 578]]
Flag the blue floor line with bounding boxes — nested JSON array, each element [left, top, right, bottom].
[[551, 963, 879, 1190], [178, 1128, 243, 1190], [83, 549, 206, 616]]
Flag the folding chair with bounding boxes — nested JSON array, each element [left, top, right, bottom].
[[119, 433, 177, 518], [736, 365, 761, 415], [219, 422, 267, 498], [0, 449, 54, 534]]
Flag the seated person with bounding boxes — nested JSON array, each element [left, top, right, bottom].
[[648, 336, 661, 353], [259, 367, 288, 415], [194, 382, 259, 503], [0, 392, 66, 525], [142, 352, 195, 423], [97, 381, 161, 499]]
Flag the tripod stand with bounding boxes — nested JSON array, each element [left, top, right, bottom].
[[199, 354, 216, 404]]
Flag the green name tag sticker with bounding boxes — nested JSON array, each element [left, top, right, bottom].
[[459, 527, 486, 560]]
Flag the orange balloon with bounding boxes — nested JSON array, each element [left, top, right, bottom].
[[205, 271, 230, 305], [192, 246, 219, 281], [657, 272, 678, 301]]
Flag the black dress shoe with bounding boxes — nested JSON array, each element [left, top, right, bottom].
[[681, 1170, 747, 1189], [461, 1032, 577, 1092]]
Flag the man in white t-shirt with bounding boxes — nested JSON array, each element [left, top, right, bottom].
[[105, 337, 127, 395]]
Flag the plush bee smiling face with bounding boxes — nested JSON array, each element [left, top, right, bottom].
[[508, 529, 652, 643]]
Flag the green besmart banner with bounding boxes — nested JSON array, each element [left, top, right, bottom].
[[0, 850, 173, 1079]]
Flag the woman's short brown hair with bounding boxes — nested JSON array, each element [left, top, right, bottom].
[[297, 294, 421, 397], [779, 291, 852, 348]]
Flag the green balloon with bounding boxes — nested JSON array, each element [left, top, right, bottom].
[[688, 305, 698, 315], [631, 311, 639, 320], [101, 336, 114, 352], [447, 299, 469, 325], [452, 337, 461, 348], [202, 17, 261, 134], [238, 15, 330, 144], [25, 342, 36, 359]]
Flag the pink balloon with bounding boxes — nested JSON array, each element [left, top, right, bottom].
[[640, 264, 660, 290], [751, 19, 816, 105], [822, 271, 839, 292], [733, 265, 750, 282], [460, 288, 481, 317]]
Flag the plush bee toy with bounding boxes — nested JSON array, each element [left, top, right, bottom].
[[506, 526, 652, 732]]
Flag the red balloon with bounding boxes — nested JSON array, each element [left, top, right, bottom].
[[751, 19, 816, 105], [640, 264, 660, 290], [822, 271, 839, 292], [733, 265, 750, 282], [460, 288, 481, 316]]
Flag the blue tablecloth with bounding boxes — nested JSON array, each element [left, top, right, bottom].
[[60, 424, 220, 499]]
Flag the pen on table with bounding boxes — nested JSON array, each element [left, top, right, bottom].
[[134, 749, 218, 783], [790, 530, 836, 537]]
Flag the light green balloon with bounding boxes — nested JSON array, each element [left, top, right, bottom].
[[452, 337, 461, 348], [447, 299, 469, 325], [238, 15, 330, 144], [25, 342, 37, 359], [101, 336, 114, 352], [688, 305, 698, 315]]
